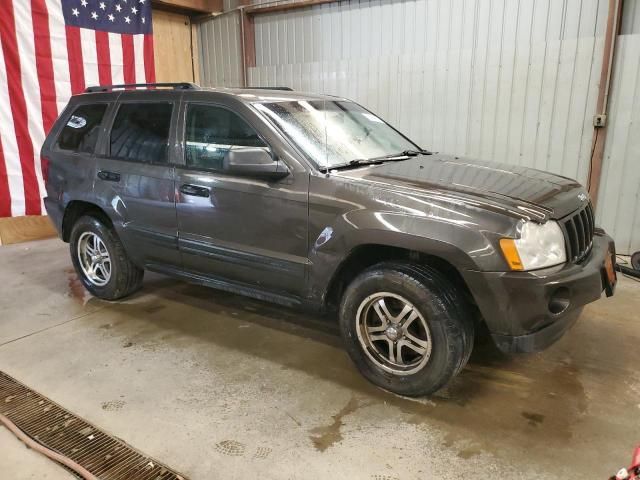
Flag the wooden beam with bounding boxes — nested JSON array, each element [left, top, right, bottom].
[[246, 0, 340, 16], [191, 22, 201, 83], [0, 216, 57, 245], [241, 7, 256, 77], [587, 0, 623, 209], [153, 10, 197, 82], [152, 0, 222, 14]]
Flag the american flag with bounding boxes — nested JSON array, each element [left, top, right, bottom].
[[0, 0, 155, 217]]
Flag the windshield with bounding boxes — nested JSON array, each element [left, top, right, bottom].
[[253, 100, 418, 170]]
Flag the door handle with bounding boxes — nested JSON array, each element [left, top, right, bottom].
[[97, 170, 120, 182], [180, 184, 210, 198]]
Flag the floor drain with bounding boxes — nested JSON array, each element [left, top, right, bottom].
[[0, 371, 188, 479]]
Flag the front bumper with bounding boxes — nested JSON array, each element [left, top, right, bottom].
[[463, 233, 616, 353]]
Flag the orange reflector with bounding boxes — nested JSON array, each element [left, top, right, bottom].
[[499, 238, 524, 271]]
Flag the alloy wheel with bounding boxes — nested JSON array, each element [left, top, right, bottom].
[[77, 232, 112, 287], [355, 292, 432, 375]]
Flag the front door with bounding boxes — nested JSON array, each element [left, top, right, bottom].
[[94, 98, 180, 267], [175, 103, 309, 297]]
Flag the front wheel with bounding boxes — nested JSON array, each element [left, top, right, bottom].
[[339, 262, 474, 396]]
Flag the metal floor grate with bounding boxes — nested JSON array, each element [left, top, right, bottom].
[[0, 371, 187, 480]]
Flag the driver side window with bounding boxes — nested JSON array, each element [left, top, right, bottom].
[[184, 104, 266, 171]]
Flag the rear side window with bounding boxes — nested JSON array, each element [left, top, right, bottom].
[[110, 103, 173, 164], [185, 104, 266, 171], [57, 103, 108, 153]]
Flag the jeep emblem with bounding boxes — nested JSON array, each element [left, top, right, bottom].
[[578, 193, 588, 202]]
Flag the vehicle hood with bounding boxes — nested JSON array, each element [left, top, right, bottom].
[[336, 154, 587, 221]]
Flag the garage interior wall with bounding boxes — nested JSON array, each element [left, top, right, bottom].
[[197, 11, 244, 86], [153, 9, 198, 82], [197, 0, 639, 254], [597, 0, 640, 255]]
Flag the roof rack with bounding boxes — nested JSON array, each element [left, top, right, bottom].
[[84, 82, 199, 93], [245, 86, 293, 91]]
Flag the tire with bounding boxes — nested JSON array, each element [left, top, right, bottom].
[[339, 262, 474, 396], [69, 215, 144, 300]]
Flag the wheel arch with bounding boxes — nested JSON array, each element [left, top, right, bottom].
[[323, 244, 476, 315], [61, 200, 114, 242]]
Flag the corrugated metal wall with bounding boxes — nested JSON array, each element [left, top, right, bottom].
[[597, 0, 640, 254], [249, 0, 608, 186], [197, 0, 640, 253], [197, 11, 244, 87]]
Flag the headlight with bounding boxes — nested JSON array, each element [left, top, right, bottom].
[[500, 220, 567, 271]]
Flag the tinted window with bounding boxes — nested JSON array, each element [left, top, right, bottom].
[[110, 103, 173, 163], [185, 104, 266, 171], [57, 103, 108, 153]]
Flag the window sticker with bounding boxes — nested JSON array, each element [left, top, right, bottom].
[[67, 115, 87, 129]]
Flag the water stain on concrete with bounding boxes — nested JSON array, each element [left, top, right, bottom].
[[66, 269, 87, 304], [457, 446, 482, 459], [88, 276, 596, 470], [309, 396, 363, 452], [101, 400, 125, 411], [521, 411, 545, 427], [144, 304, 166, 314]]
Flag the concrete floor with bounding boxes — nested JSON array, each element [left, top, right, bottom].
[[1, 238, 639, 480]]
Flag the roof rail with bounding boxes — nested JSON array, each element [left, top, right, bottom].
[[245, 86, 293, 91], [84, 82, 199, 93]]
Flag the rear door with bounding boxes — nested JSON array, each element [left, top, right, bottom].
[[45, 102, 111, 213], [94, 94, 180, 267]]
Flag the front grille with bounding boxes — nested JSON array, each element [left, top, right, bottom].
[[560, 202, 595, 263]]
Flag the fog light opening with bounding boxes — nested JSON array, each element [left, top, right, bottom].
[[548, 287, 570, 315]]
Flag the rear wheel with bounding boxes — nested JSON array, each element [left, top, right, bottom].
[[339, 262, 474, 396], [70, 215, 143, 300]]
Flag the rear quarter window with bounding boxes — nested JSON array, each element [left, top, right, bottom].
[[56, 103, 108, 153]]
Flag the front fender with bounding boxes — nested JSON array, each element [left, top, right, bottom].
[[306, 208, 505, 304]]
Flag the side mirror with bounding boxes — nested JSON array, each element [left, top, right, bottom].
[[223, 146, 289, 179]]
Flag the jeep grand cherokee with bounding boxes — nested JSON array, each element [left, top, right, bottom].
[[43, 83, 616, 396]]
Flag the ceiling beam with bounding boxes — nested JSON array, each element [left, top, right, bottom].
[[245, 0, 340, 16], [152, 0, 223, 14]]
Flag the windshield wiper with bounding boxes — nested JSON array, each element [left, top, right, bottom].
[[398, 149, 433, 156], [320, 149, 432, 173], [321, 156, 405, 172]]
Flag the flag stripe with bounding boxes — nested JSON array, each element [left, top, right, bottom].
[[44, 0, 71, 113], [80, 27, 99, 88], [65, 25, 84, 94], [31, 0, 58, 134], [0, 136, 12, 217], [143, 33, 155, 83], [133, 34, 145, 84], [15, 0, 46, 212], [31, 0, 58, 201], [95, 30, 112, 86], [109, 32, 124, 85], [122, 34, 135, 85], [0, 44, 26, 216], [0, 0, 42, 214]]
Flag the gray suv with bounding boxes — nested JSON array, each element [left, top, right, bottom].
[[43, 83, 617, 396]]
